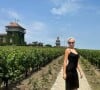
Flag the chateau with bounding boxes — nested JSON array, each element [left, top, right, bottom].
[[0, 22, 61, 46], [0, 22, 26, 45]]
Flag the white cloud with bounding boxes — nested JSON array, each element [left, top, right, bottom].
[[0, 8, 22, 33], [32, 21, 47, 31], [0, 20, 8, 33], [22, 21, 50, 44], [1, 8, 21, 19], [50, 0, 81, 16], [50, 0, 64, 5], [8, 10, 20, 19]]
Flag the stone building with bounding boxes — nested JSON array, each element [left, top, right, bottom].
[[0, 22, 26, 45]]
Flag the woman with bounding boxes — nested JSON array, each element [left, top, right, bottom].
[[63, 37, 83, 90]]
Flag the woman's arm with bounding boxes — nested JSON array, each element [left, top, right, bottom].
[[77, 62, 83, 78], [63, 48, 70, 79]]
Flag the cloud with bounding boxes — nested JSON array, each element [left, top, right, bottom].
[[22, 21, 50, 44], [1, 8, 21, 19], [0, 8, 22, 33], [50, 0, 81, 16], [32, 21, 47, 31], [50, 0, 64, 6], [0, 20, 8, 33]]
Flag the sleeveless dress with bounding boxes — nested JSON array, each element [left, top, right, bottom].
[[65, 51, 80, 90]]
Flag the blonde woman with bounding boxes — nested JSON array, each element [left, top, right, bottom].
[[63, 37, 83, 90]]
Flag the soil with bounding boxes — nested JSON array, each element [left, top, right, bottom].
[[1, 55, 64, 90], [79, 56, 100, 90]]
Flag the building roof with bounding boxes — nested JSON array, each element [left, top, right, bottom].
[[6, 22, 25, 30]]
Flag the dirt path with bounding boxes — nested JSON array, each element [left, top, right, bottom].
[[51, 66, 91, 90]]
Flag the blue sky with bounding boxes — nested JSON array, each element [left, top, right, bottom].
[[0, 0, 100, 49]]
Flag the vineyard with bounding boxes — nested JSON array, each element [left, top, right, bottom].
[[0, 47, 100, 89], [0, 46, 65, 88], [77, 49, 100, 69]]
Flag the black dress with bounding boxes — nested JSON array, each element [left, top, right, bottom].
[[65, 51, 80, 90]]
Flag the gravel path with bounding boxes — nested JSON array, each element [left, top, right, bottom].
[[51, 66, 91, 90]]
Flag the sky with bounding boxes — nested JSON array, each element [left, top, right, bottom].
[[0, 0, 100, 49]]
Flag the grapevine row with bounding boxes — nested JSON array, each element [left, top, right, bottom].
[[0, 46, 65, 87], [77, 49, 100, 68]]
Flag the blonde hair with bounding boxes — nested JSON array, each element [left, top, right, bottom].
[[67, 37, 75, 42]]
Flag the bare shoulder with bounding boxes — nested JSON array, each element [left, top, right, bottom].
[[65, 48, 71, 54]]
